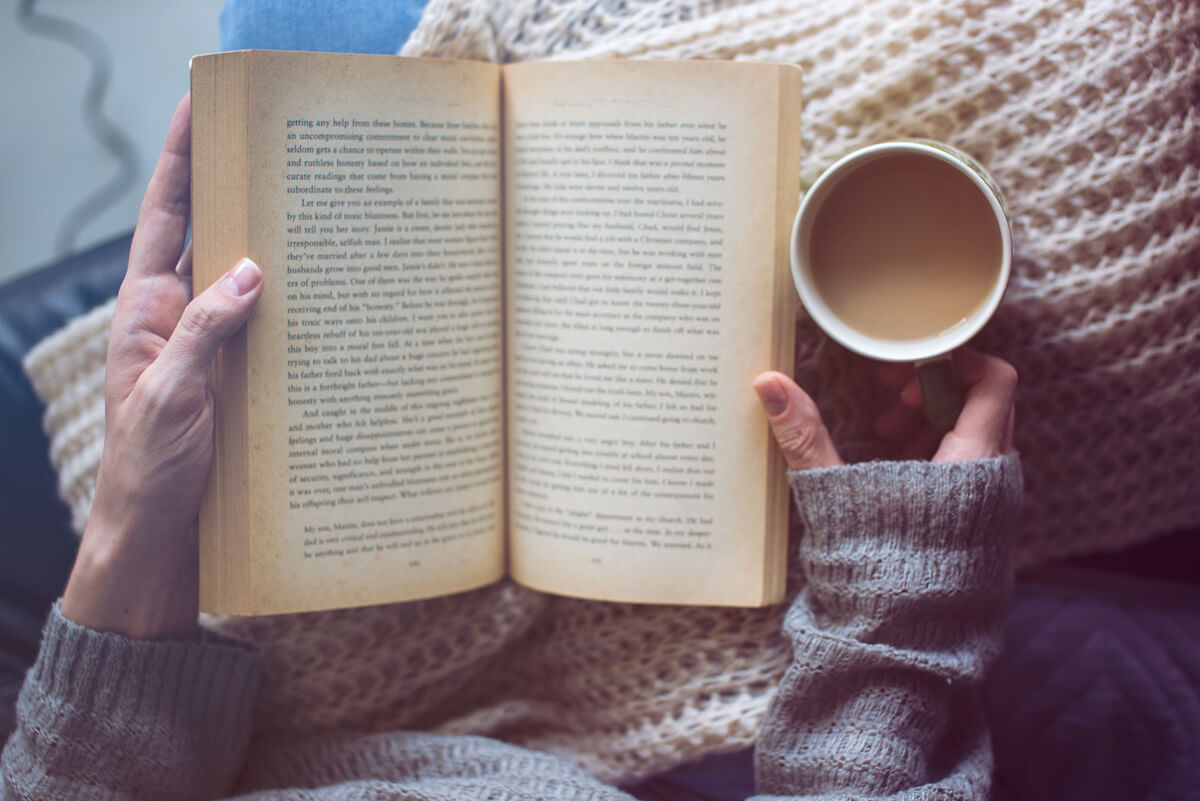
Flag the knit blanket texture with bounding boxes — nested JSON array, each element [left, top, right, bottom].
[[23, 0, 1199, 783]]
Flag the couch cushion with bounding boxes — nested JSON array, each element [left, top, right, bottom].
[[0, 231, 128, 662], [985, 567, 1200, 800]]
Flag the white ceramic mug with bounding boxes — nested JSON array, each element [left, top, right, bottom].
[[790, 140, 1012, 432]]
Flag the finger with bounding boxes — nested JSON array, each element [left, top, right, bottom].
[[900, 427, 942, 461], [899, 375, 923, 407], [152, 258, 263, 387], [874, 397, 923, 442], [175, 240, 194, 281], [753, 372, 843, 470], [877, 361, 915, 389], [933, 349, 1018, 462], [127, 95, 192, 281]]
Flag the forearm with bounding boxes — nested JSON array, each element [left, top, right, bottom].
[[754, 454, 1022, 800], [60, 511, 200, 640], [2, 603, 261, 801]]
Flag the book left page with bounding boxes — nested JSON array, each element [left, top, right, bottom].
[[192, 51, 505, 615]]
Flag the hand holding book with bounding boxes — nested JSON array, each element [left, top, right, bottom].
[[59, 97, 265, 639]]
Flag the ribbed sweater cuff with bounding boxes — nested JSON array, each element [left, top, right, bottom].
[[4, 603, 262, 800], [785, 453, 1023, 657], [789, 453, 1022, 553]]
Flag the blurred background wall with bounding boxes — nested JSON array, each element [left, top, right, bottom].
[[1, 0, 225, 284]]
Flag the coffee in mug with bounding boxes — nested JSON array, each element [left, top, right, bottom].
[[790, 141, 1012, 431]]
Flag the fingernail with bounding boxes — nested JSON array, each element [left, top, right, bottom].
[[753, 376, 789, 417], [219, 258, 262, 296], [900, 377, 924, 407]]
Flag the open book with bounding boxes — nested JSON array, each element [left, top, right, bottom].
[[190, 51, 802, 615]]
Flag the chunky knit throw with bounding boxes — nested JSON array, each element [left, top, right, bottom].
[[22, 0, 1198, 783]]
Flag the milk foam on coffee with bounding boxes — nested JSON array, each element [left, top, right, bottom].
[[808, 153, 1002, 342]]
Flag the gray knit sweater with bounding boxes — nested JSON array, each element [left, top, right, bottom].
[[2, 454, 1021, 800]]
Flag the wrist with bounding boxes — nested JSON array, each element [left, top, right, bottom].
[[62, 515, 200, 639]]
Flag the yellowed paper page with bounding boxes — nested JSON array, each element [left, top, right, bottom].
[[503, 60, 798, 606], [212, 52, 504, 614]]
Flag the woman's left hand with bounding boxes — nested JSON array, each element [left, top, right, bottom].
[[753, 347, 1017, 471], [751, 372, 844, 470], [61, 95, 263, 639]]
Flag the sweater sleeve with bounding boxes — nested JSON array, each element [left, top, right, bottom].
[[754, 453, 1022, 800], [2, 603, 262, 801]]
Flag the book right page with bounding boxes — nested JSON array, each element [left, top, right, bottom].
[[504, 60, 801, 606]]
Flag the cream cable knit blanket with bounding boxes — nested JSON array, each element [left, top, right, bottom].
[[23, 0, 1200, 783]]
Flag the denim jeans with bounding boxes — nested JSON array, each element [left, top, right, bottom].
[[220, 0, 427, 53]]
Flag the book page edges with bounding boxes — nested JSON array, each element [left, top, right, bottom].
[[193, 52, 255, 614], [498, 71, 512, 580], [762, 64, 804, 605]]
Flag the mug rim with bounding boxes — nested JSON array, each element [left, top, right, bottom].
[[790, 140, 1012, 362]]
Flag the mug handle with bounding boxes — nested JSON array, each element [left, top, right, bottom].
[[915, 356, 963, 435]]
